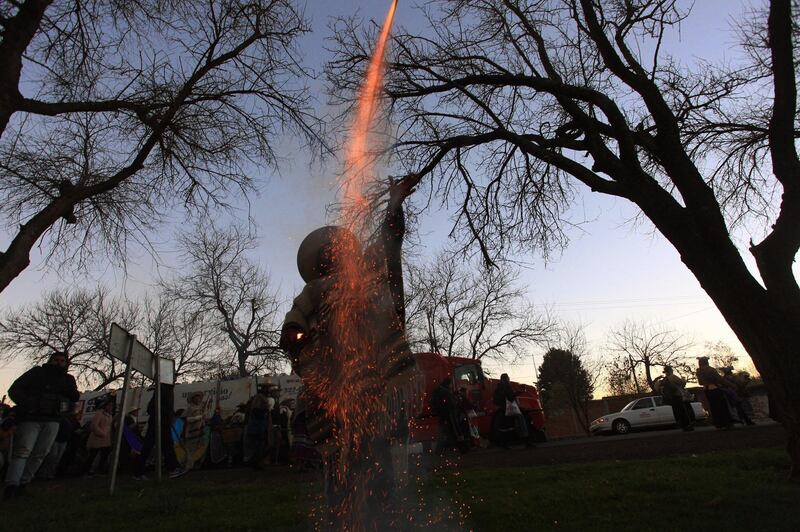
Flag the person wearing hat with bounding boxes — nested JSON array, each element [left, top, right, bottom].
[[661, 366, 693, 431], [278, 179, 415, 518], [84, 398, 114, 477], [696, 356, 733, 429], [4, 351, 79, 498], [183, 392, 208, 469]]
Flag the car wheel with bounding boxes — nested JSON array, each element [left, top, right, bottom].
[[612, 419, 631, 435]]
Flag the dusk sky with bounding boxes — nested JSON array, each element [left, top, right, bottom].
[[0, 0, 782, 396]]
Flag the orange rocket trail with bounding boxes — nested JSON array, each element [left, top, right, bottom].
[[340, 0, 398, 227], [311, 1, 400, 529]]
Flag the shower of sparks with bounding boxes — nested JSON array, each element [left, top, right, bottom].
[[302, 1, 403, 530]]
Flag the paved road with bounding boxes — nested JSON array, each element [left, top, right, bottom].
[[458, 422, 785, 469]]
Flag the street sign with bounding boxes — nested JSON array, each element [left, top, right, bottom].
[[156, 357, 174, 385], [109, 323, 174, 383], [108, 322, 175, 494]]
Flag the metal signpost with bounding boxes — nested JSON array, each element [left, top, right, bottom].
[[107, 323, 175, 494], [154, 350, 162, 483], [108, 329, 134, 496]]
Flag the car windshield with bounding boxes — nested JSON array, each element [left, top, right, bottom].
[[621, 400, 637, 411]]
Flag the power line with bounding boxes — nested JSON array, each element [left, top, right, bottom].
[[548, 295, 706, 305], [545, 295, 709, 311], [663, 306, 715, 322]]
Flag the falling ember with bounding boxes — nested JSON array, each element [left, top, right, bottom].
[[282, 2, 470, 530], [301, 0, 404, 529]]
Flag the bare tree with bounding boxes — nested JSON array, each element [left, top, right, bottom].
[[554, 322, 605, 386], [606, 321, 693, 393], [404, 250, 555, 362], [164, 224, 284, 377], [605, 356, 647, 397], [703, 340, 740, 371], [329, 0, 800, 476], [0, 287, 138, 389], [0, 0, 324, 292], [0, 285, 233, 387], [139, 295, 221, 382]]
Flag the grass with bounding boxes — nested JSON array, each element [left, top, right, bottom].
[[2, 448, 797, 531], [437, 447, 799, 532], [2, 468, 317, 531]]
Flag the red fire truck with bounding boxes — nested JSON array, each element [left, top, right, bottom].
[[400, 352, 546, 449]]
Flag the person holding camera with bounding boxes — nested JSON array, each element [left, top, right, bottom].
[[3, 351, 79, 498]]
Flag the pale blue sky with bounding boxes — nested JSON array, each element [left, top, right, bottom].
[[0, 0, 776, 395]]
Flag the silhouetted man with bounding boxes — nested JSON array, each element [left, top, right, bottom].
[[493, 373, 529, 446], [662, 366, 693, 431], [696, 357, 733, 429], [4, 351, 79, 498], [431, 378, 462, 454]]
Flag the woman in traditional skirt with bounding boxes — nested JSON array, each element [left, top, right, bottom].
[[290, 397, 321, 470], [183, 392, 209, 469]]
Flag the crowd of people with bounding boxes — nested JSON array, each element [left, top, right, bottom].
[[0, 349, 768, 499], [651, 357, 756, 432], [696, 357, 756, 429], [0, 352, 319, 501], [428, 358, 762, 455]]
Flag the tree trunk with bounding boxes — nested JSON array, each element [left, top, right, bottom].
[[0, 198, 76, 292], [0, 0, 55, 136], [731, 311, 799, 479], [719, 303, 800, 480], [644, 364, 655, 393], [678, 240, 800, 479], [237, 352, 249, 378]]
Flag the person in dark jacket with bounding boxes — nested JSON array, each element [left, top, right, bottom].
[[431, 378, 465, 454], [133, 383, 186, 480], [244, 387, 271, 470], [492, 373, 529, 446], [659, 366, 693, 431], [696, 356, 733, 429], [4, 351, 79, 498]]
